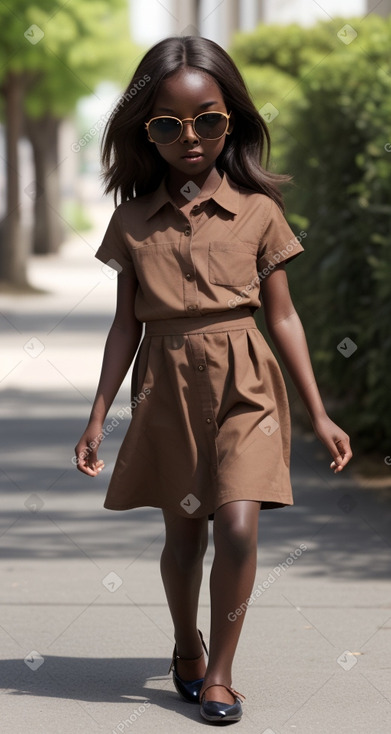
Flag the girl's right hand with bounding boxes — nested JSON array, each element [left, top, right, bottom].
[[74, 421, 105, 476]]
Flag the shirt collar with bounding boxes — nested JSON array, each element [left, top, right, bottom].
[[145, 169, 240, 220]]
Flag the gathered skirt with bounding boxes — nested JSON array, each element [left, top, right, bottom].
[[102, 307, 294, 519]]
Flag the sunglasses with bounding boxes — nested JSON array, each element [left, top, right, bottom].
[[145, 111, 232, 145]]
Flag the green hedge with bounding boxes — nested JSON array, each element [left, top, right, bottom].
[[231, 15, 391, 453]]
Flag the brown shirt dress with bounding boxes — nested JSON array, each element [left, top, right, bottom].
[[95, 170, 305, 519]]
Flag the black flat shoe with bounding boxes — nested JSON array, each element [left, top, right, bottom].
[[168, 629, 208, 704], [199, 683, 245, 723]]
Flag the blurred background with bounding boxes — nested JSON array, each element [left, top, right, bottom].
[[1, 0, 390, 481]]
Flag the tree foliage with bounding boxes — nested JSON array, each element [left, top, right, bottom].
[[0, 0, 135, 112], [230, 14, 391, 453], [0, 0, 140, 281]]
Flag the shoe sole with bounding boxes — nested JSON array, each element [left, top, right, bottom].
[[200, 709, 242, 723]]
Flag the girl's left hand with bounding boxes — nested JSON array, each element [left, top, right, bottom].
[[311, 414, 352, 473]]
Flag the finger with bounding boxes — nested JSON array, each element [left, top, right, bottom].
[[336, 437, 352, 463], [78, 463, 99, 476], [86, 443, 105, 470], [330, 438, 352, 472], [330, 460, 343, 473], [328, 440, 343, 469], [89, 459, 105, 475], [75, 449, 93, 475], [75, 446, 104, 476], [77, 459, 105, 476]]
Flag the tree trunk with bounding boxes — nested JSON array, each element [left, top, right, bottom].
[[24, 113, 63, 254], [0, 71, 29, 286]]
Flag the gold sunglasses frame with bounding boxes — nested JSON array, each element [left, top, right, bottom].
[[145, 111, 232, 145]]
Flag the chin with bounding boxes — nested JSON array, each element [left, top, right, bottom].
[[180, 159, 211, 172]]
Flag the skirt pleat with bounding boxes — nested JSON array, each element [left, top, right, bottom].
[[103, 309, 294, 517]]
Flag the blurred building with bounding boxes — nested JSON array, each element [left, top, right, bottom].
[[129, 0, 387, 49]]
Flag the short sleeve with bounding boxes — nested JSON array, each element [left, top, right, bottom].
[[257, 198, 305, 273], [95, 206, 136, 277]]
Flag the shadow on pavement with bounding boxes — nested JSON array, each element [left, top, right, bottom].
[[1, 654, 206, 723], [1, 383, 391, 580]]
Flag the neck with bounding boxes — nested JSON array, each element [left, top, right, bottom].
[[166, 165, 223, 206]]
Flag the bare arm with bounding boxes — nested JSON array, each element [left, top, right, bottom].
[[75, 270, 143, 476], [261, 264, 352, 472]]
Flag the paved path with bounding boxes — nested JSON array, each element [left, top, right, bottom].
[[1, 190, 390, 734]]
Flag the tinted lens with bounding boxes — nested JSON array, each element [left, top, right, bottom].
[[148, 117, 181, 144], [194, 113, 227, 139]]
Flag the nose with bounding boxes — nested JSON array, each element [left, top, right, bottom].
[[180, 120, 199, 144]]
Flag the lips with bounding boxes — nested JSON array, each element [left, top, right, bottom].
[[182, 152, 203, 159]]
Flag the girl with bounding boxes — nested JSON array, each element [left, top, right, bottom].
[[75, 35, 352, 724]]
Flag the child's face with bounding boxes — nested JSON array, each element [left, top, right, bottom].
[[147, 67, 232, 177]]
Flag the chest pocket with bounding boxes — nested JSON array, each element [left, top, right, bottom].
[[208, 241, 258, 287], [130, 242, 184, 295]]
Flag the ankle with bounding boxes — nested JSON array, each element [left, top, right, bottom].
[[175, 651, 206, 682], [174, 628, 205, 659]]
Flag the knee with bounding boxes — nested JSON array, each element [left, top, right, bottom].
[[215, 515, 257, 562], [164, 525, 208, 571]]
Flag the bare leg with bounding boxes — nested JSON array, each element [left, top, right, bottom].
[[200, 500, 260, 704], [160, 509, 209, 680]]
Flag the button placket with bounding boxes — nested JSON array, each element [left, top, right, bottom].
[[181, 218, 198, 314], [187, 334, 216, 431]]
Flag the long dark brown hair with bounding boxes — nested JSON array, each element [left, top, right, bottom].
[[100, 35, 292, 210]]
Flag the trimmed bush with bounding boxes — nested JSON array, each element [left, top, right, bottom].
[[231, 15, 391, 452]]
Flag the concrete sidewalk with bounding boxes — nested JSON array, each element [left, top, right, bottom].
[[1, 195, 390, 734]]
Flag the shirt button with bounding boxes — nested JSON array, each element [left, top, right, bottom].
[[187, 305, 196, 311], [185, 273, 192, 280], [198, 364, 206, 371], [184, 227, 191, 236], [206, 418, 212, 424]]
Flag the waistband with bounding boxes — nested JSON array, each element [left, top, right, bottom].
[[144, 308, 256, 336]]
